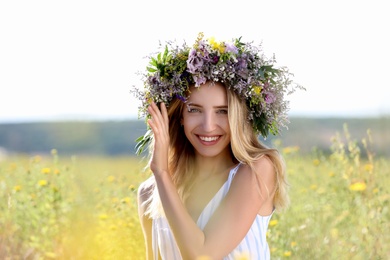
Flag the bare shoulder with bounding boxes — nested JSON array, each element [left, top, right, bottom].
[[253, 155, 276, 176], [239, 155, 275, 178]]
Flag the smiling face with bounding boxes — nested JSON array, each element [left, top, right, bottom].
[[181, 82, 232, 159]]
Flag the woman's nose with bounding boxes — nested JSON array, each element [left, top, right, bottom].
[[202, 112, 216, 132]]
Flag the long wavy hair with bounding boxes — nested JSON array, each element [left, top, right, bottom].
[[144, 85, 289, 218]]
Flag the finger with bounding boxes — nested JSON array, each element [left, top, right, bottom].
[[160, 102, 169, 132], [149, 102, 165, 126], [147, 102, 164, 131]]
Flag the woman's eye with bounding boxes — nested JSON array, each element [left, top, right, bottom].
[[217, 109, 228, 114], [188, 108, 200, 113]]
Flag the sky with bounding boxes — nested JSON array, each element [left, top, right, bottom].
[[0, 0, 389, 123]]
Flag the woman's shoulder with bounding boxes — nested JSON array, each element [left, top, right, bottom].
[[239, 155, 275, 175]]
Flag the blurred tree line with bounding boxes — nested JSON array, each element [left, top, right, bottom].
[[0, 117, 389, 157]]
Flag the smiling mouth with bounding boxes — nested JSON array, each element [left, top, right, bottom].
[[198, 136, 220, 142]]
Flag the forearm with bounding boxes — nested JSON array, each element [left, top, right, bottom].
[[154, 171, 205, 258]]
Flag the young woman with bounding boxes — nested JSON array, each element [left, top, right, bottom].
[[133, 33, 301, 259]]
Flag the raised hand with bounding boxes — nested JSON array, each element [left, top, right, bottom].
[[147, 102, 170, 177]]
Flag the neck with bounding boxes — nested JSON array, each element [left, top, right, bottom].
[[194, 150, 236, 177]]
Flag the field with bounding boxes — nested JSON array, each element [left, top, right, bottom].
[[1, 126, 389, 259]]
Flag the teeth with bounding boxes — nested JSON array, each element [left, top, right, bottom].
[[199, 136, 219, 142]]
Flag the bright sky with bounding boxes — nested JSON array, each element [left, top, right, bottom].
[[1, 0, 389, 123]]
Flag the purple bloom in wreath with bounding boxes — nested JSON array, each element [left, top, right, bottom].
[[265, 92, 276, 104], [176, 94, 187, 102], [187, 49, 204, 73], [225, 42, 238, 54], [211, 55, 219, 64], [193, 74, 207, 86]]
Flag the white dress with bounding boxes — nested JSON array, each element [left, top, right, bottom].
[[152, 164, 274, 260]]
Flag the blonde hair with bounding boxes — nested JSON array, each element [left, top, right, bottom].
[[144, 85, 289, 218]]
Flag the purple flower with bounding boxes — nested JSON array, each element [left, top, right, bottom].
[[193, 74, 207, 86], [265, 92, 276, 104], [211, 55, 219, 64], [176, 94, 187, 102], [225, 42, 238, 54], [187, 49, 204, 73]]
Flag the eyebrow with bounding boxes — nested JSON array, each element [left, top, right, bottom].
[[188, 103, 228, 109]]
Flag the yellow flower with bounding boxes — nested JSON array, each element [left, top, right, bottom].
[[128, 184, 135, 191], [282, 146, 299, 154], [38, 180, 48, 186], [253, 86, 263, 95], [290, 241, 297, 247], [41, 168, 51, 174], [349, 181, 367, 191], [13, 185, 22, 192], [122, 197, 131, 204], [269, 220, 278, 227], [310, 184, 318, 190], [328, 171, 335, 177], [364, 163, 374, 172], [283, 251, 292, 257], [50, 149, 58, 155], [208, 37, 225, 53], [54, 169, 60, 175], [99, 214, 108, 220], [373, 188, 379, 194], [107, 175, 115, 183], [313, 159, 320, 166], [330, 228, 339, 238]]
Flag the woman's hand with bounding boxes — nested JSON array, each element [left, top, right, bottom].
[[147, 102, 170, 177]]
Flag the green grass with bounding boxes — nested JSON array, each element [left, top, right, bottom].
[[0, 126, 389, 259]]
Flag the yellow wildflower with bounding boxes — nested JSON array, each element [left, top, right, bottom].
[[328, 171, 335, 177], [283, 251, 292, 257], [313, 159, 320, 166], [269, 220, 278, 227], [110, 225, 117, 231], [253, 86, 263, 95], [41, 168, 51, 174], [99, 214, 108, 220], [128, 184, 135, 191], [349, 182, 367, 191], [290, 241, 297, 247], [13, 185, 22, 192], [364, 163, 374, 172], [54, 169, 60, 175], [373, 188, 379, 194], [38, 180, 48, 186], [208, 37, 225, 53], [310, 184, 318, 190], [107, 175, 115, 183], [122, 197, 131, 204], [330, 228, 339, 238], [50, 149, 58, 155]]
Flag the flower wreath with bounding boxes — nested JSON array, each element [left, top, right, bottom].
[[131, 32, 303, 154]]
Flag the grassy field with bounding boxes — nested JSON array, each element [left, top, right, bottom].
[[1, 125, 389, 259]]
